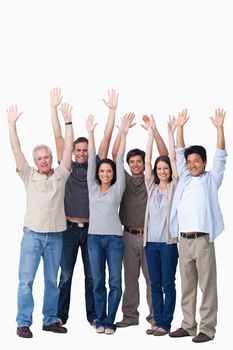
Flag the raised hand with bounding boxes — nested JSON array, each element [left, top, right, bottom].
[[59, 103, 73, 123], [176, 109, 189, 127], [86, 114, 98, 133], [119, 113, 136, 134], [167, 115, 176, 134], [6, 105, 23, 124], [102, 89, 119, 111], [141, 114, 156, 131], [116, 112, 136, 130], [50, 87, 63, 108], [210, 108, 226, 128]]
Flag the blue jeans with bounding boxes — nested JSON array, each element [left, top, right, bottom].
[[16, 227, 63, 327], [145, 242, 178, 330], [58, 223, 96, 324], [87, 234, 124, 331]]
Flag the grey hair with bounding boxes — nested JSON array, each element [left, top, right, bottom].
[[32, 144, 53, 160]]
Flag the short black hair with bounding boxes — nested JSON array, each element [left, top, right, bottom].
[[184, 145, 207, 162], [126, 148, 145, 164], [153, 155, 172, 184], [96, 158, 116, 185]]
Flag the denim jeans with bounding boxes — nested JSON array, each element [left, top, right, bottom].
[[145, 242, 178, 330], [58, 223, 96, 324], [87, 234, 124, 331], [16, 227, 63, 327]]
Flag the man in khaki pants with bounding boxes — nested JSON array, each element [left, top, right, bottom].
[[169, 108, 227, 343], [112, 115, 168, 329]]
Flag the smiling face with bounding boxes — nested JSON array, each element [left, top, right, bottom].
[[186, 153, 206, 177], [156, 160, 171, 183], [73, 141, 88, 164], [128, 155, 144, 177], [98, 163, 114, 185], [34, 148, 53, 175]]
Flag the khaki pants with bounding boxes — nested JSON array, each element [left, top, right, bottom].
[[179, 235, 217, 338], [121, 230, 153, 323]]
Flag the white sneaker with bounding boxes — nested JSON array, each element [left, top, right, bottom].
[[96, 326, 105, 333], [105, 328, 115, 335]]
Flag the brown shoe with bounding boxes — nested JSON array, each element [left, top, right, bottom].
[[192, 332, 213, 343], [115, 319, 139, 328], [153, 327, 169, 336], [146, 326, 158, 335], [17, 327, 33, 338], [169, 327, 190, 337], [42, 322, 67, 333]]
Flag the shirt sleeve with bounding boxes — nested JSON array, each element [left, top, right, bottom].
[[175, 148, 189, 178], [87, 148, 97, 192], [210, 148, 227, 189], [116, 153, 126, 202], [17, 164, 32, 187]]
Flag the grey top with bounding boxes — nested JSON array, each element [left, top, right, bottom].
[[87, 149, 125, 235], [119, 172, 147, 227], [64, 157, 100, 218], [147, 186, 167, 242]]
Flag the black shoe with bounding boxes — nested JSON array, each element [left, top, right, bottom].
[[192, 332, 213, 343], [42, 322, 67, 333], [17, 326, 33, 338]]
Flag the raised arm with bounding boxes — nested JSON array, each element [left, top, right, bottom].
[[59, 103, 74, 171], [167, 115, 178, 179], [144, 117, 156, 181], [117, 113, 132, 156], [176, 109, 189, 148], [210, 108, 226, 150], [97, 89, 118, 159], [112, 112, 136, 161], [50, 87, 64, 161], [142, 114, 168, 156], [86, 114, 98, 150], [7, 105, 28, 171]]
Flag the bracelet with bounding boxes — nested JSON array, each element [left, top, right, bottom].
[[65, 121, 72, 125]]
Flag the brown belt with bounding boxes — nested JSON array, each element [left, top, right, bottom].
[[180, 232, 208, 239], [124, 226, 144, 235]]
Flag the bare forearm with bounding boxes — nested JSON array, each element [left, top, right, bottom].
[[112, 130, 122, 161], [216, 126, 225, 150], [51, 107, 63, 138], [98, 108, 116, 159], [61, 124, 74, 169], [145, 133, 153, 179], [153, 128, 168, 155], [88, 130, 95, 150], [176, 126, 185, 148], [9, 122, 21, 155], [118, 132, 126, 155]]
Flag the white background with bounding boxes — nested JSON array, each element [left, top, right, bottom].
[[0, 1, 232, 349]]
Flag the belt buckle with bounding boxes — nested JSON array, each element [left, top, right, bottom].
[[138, 229, 143, 235], [77, 222, 84, 228]]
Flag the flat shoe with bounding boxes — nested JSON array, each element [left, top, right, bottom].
[[153, 328, 169, 336]]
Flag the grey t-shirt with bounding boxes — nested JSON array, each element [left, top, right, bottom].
[[119, 172, 147, 227], [87, 149, 125, 235], [64, 157, 100, 218]]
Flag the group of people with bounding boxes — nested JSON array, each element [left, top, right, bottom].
[[7, 88, 227, 344]]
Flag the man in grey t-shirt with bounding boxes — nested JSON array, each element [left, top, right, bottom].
[[112, 116, 168, 328], [50, 88, 118, 327]]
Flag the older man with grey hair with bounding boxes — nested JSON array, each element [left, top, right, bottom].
[[7, 103, 73, 339]]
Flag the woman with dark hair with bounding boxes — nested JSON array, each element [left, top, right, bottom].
[[143, 115, 179, 336], [86, 113, 131, 335]]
